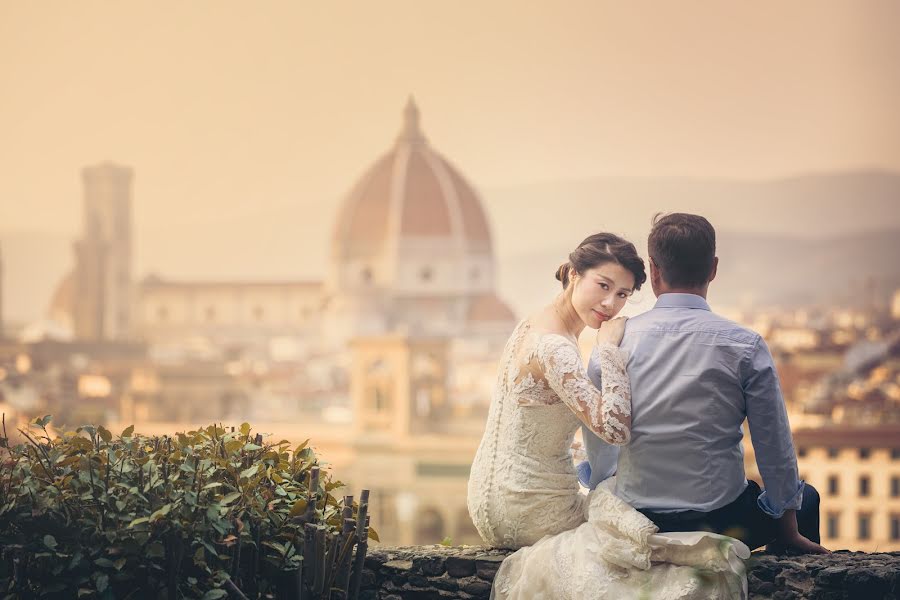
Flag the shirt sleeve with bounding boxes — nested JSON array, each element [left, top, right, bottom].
[[538, 336, 631, 446], [742, 335, 805, 518]]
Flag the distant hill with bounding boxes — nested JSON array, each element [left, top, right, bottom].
[[496, 229, 900, 319], [3, 169, 898, 325], [482, 169, 900, 259]]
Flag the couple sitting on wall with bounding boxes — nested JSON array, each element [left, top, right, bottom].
[[467, 213, 828, 599]]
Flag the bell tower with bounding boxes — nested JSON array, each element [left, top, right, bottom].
[[72, 162, 134, 341], [349, 333, 450, 438]]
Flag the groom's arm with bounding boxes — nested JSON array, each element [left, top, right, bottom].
[[577, 349, 621, 489], [743, 336, 804, 518]]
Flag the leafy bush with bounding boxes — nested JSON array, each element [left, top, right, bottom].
[[0, 415, 374, 599]]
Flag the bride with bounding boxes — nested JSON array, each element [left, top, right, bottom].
[[467, 233, 749, 600]]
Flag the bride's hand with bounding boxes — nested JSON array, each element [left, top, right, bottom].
[[596, 316, 627, 346]]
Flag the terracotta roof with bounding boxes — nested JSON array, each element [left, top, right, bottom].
[[467, 294, 517, 323], [792, 425, 900, 449], [332, 98, 494, 259], [47, 270, 75, 318]]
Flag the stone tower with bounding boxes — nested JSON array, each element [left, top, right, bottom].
[[72, 162, 134, 341], [349, 333, 450, 438]]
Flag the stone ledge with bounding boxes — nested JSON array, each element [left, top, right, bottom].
[[360, 545, 900, 599]]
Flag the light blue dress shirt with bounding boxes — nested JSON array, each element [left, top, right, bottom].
[[579, 293, 804, 518]]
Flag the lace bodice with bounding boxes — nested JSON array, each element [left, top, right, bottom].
[[467, 318, 633, 549], [509, 320, 631, 444]]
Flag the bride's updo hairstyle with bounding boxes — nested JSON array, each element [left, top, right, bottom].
[[555, 233, 647, 291]]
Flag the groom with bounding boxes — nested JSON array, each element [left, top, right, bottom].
[[579, 213, 829, 554]]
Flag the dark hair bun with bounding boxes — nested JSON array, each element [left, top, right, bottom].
[[556, 233, 646, 291], [555, 262, 573, 287]]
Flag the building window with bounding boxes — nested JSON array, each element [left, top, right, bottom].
[[420, 266, 433, 282], [858, 514, 871, 540], [156, 306, 169, 321], [361, 267, 373, 283], [253, 306, 265, 321], [828, 475, 839, 496], [797, 447, 806, 458], [470, 267, 480, 282], [827, 447, 839, 459], [859, 448, 871, 460], [891, 476, 899, 498], [205, 306, 216, 322], [859, 476, 870, 497], [372, 387, 388, 413], [892, 515, 900, 541], [892, 448, 900, 460], [826, 513, 840, 539]]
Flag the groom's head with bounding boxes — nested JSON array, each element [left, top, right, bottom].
[[647, 213, 718, 298]]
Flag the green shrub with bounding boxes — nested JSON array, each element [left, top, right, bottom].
[[0, 415, 374, 599]]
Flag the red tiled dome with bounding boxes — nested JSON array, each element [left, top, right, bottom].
[[332, 98, 493, 260]]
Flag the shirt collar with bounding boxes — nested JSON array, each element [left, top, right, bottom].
[[653, 293, 711, 311]]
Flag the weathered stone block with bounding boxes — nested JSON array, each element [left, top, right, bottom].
[[460, 577, 493, 596], [474, 554, 506, 581], [445, 555, 477, 577], [414, 556, 446, 576], [430, 575, 461, 592]]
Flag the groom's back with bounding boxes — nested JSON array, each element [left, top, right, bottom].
[[613, 294, 759, 512]]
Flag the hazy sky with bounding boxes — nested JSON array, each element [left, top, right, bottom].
[[2, 1, 899, 237]]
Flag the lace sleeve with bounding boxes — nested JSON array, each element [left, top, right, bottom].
[[537, 336, 631, 445]]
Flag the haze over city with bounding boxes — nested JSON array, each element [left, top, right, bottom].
[[2, 1, 900, 325]]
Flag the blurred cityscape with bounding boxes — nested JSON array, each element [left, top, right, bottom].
[[1, 101, 899, 551]]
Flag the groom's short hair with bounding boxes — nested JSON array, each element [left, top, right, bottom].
[[648, 213, 716, 288]]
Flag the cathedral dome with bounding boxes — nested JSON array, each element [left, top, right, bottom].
[[323, 98, 515, 341], [331, 97, 493, 263]]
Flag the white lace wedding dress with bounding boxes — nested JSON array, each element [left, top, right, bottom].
[[467, 319, 750, 599]]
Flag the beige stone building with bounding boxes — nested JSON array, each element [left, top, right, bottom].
[[745, 425, 900, 551]]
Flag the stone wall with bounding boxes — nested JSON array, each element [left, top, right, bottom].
[[360, 545, 900, 599]]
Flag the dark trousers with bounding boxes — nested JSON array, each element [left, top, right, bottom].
[[636, 481, 821, 551]]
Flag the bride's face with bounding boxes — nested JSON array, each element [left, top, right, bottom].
[[570, 262, 635, 328]]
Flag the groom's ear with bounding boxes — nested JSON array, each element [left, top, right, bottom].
[[708, 257, 719, 283], [649, 258, 662, 288]]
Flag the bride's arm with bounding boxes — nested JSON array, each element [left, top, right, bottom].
[[538, 337, 632, 445]]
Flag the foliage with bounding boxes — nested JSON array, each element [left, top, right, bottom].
[[0, 415, 374, 599]]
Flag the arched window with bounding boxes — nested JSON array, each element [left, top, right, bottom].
[[415, 507, 445, 544]]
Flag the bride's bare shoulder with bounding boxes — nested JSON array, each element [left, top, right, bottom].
[[525, 306, 569, 338]]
